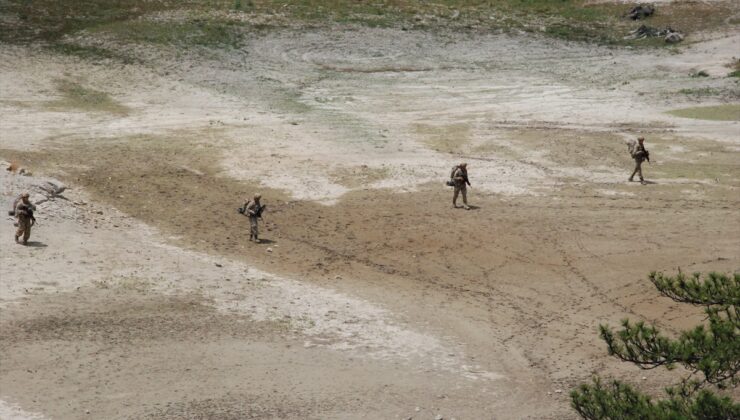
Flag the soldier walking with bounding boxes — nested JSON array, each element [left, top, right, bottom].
[[14, 192, 35, 245], [628, 136, 650, 184], [242, 193, 265, 243], [450, 162, 471, 210]]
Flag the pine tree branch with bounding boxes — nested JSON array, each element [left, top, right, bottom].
[[650, 271, 740, 307], [571, 378, 740, 420], [600, 322, 687, 370], [573, 271, 739, 419]]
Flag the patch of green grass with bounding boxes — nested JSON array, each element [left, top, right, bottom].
[[667, 104, 740, 121], [47, 79, 129, 115], [48, 42, 139, 63], [91, 19, 243, 48], [729, 70, 740, 78], [0, 0, 200, 42]]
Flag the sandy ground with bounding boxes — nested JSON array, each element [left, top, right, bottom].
[[1, 17, 739, 420]]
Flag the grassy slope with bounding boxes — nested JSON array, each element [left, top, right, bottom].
[[1, 0, 738, 51]]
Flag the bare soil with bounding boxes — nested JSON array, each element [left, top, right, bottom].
[[1, 9, 739, 420]]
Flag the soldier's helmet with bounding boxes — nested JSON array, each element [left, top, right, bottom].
[[637, 136, 645, 142], [460, 162, 468, 168], [254, 193, 262, 200], [21, 192, 30, 199]]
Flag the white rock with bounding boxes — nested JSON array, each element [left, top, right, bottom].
[[36, 179, 67, 196]]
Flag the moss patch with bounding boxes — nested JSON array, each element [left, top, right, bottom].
[[46, 80, 129, 115], [667, 104, 740, 121]]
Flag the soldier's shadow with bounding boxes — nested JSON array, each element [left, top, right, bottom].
[[257, 238, 276, 245], [24, 241, 47, 248]]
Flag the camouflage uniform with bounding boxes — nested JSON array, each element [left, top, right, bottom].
[[628, 139, 648, 183], [451, 164, 470, 209], [14, 199, 34, 244], [245, 198, 262, 242]]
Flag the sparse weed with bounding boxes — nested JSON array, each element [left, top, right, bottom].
[[678, 87, 722, 96], [91, 19, 244, 49], [690, 70, 710, 78], [48, 43, 138, 64], [728, 59, 740, 78]]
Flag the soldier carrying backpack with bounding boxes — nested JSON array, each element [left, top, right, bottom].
[[13, 192, 36, 245], [627, 136, 650, 184], [448, 163, 471, 210], [239, 193, 266, 243]]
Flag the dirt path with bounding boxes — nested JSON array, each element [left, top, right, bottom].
[[1, 22, 739, 419]]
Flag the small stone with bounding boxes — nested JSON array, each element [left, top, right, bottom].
[[554, 389, 562, 394], [435, 415, 444, 420], [266, 247, 273, 253], [215, 263, 223, 268], [415, 407, 421, 412]]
